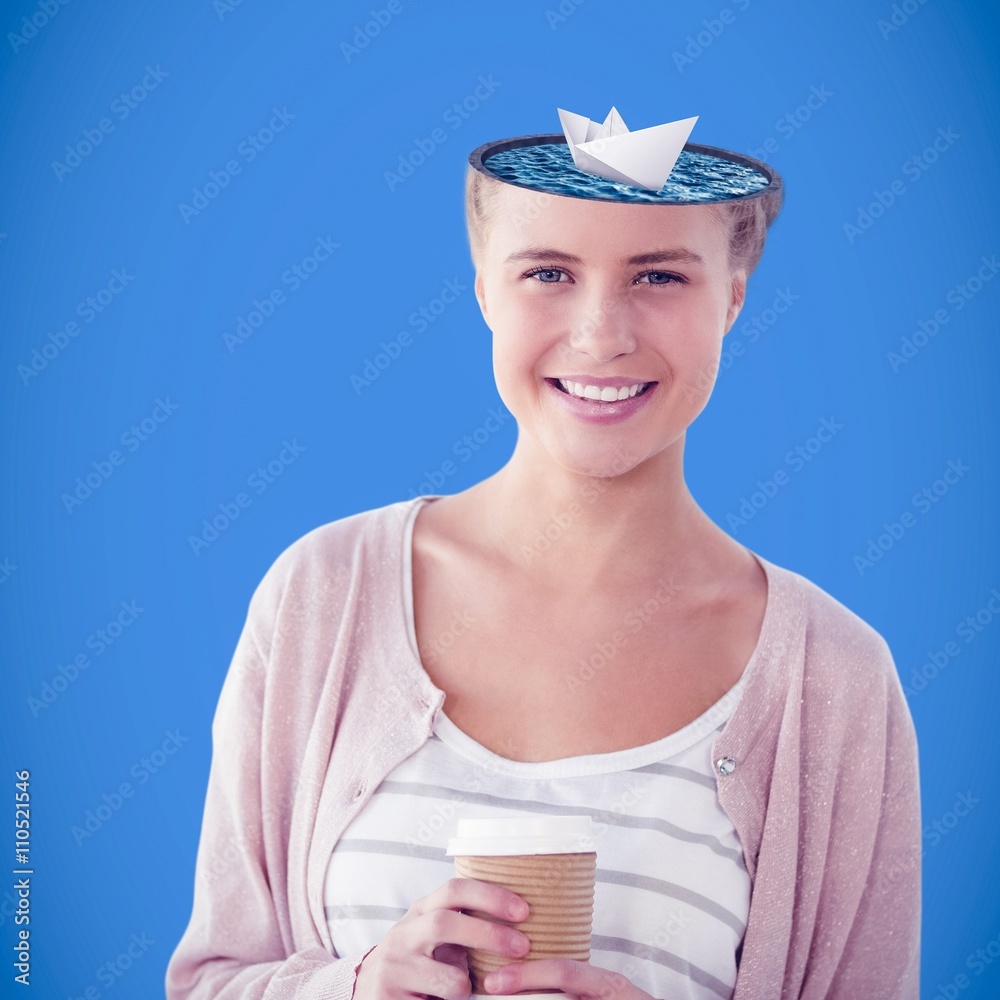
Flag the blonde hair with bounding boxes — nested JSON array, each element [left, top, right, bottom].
[[464, 164, 784, 277]]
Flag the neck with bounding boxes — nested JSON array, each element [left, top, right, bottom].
[[467, 431, 729, 591]]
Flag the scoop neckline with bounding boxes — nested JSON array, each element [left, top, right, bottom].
[[430, 680, 745, 778], [397, 493, 777, 776]]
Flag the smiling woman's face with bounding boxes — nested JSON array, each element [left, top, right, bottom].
[[474, 183, 747, 479]]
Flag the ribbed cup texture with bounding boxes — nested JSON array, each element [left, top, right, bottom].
[[454, 852, 597, 994]]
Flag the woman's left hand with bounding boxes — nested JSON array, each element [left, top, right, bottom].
[[482, 957, 658, 999]]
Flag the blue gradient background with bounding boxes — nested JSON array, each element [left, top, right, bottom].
[[1, 1, 998, 996]]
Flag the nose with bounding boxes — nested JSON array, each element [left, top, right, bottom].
[[566, 282, 636, 362]]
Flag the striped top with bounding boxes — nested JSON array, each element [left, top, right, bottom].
[[324, 642, 751, 999]]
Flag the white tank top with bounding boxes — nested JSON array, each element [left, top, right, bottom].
[[323, 683, 750, 1000]]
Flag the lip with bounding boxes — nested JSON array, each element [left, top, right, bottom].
[[544, 377, 658, 425]]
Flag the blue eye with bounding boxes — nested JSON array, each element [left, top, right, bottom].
[[524, 267, 568, 283], [637, 271, 684, 285]]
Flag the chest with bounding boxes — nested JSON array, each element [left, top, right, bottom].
[[412, 561, 763, 763]]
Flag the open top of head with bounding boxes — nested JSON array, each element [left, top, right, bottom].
[[469, 133, 781, 206]]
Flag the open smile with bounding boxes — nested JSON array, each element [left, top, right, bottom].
[[543, 377, 659, 425], [552, 378, 654, 401]]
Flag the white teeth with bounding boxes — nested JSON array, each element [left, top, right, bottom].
[[557, 378, 648, 401]]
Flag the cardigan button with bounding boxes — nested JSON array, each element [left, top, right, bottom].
[[716, 756, 737, 776], [353, 782, 366, 800]]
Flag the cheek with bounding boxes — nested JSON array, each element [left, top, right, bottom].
[[493, 339, 540, 397], [674, 285, 731, 336], [647, 298, 727, 384], [489, 309, 529, 380], [491, 299, 551, 363]]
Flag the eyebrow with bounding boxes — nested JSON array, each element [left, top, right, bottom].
[[503, 246, 706, 267]]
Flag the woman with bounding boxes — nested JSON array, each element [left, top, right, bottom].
[[167, 124, 921, 1000]]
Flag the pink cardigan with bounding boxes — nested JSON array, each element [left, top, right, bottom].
[[166, 495, 921, 999]]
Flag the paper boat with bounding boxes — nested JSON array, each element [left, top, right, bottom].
[[557, 106, 698, 191]]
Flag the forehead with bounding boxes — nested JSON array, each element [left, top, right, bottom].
[[487, 182, 728, 260]]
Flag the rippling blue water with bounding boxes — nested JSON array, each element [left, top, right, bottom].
[[481, 142, 771, 203]]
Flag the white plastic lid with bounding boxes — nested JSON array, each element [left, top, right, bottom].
[[446, 815, 596, 856]]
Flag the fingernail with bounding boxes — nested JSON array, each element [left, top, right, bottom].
[[484, 970, 502, 992]]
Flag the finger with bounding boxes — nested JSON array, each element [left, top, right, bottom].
[[412, 876, 530, 924], [432, 941, 469, 969], [407, 955, 473, 1000], [483, 957, 612, 998], [409, 908, 531, 962]]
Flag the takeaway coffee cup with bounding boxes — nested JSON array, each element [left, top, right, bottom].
[[446, 815, 597, 999]]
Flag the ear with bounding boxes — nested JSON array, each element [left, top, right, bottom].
[[723, 270, 748, 336], [475, 269, 491, 328]]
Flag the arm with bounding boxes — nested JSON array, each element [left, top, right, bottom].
[[825, 640, 921, 998], [165, 596, 364, 999]]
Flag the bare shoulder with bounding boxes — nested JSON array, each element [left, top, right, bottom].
[[410, 492, 495, 612], [411, 491, 494, 568], [410, 493, 457, 553]]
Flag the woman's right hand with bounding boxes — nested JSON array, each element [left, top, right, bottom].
[[352, 876, 532, 1000]]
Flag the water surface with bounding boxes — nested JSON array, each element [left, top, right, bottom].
[[483, 142, 771, 204]]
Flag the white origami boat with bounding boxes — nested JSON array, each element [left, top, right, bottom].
[[557, 106, 698, 191]]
